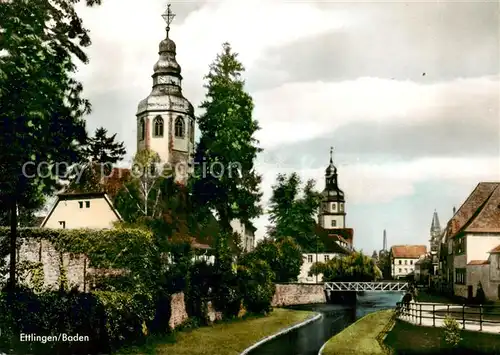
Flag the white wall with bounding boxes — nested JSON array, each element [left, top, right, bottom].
[[391, 258, 419, 278], [44, 197, 120, 229], [298, 253, 341, 283], [466, 234, 500, 264]]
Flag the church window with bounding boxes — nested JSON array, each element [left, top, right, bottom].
[[139, 118, 145, 141], [340, 203, 344, 212], [153, 116, 164, 137], [331, 203, 336, 211], [190, 119, 195, 142], [175, 116, 185, 138], [331, 220, 336, 227]]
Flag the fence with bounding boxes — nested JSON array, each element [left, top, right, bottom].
[[396, 302, 500, 332]]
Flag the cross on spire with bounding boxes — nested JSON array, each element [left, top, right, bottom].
[[162, 3, 176, 38]]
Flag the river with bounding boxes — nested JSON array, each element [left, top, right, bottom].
[[248, 291, 403, 355]]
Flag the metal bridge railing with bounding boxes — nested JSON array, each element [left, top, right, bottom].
[[324, 282, 409, 292]]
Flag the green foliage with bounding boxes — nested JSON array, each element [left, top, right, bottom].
[[443, 314, 461, 347], [0, 227, 160, 293], [237, 258, 275, 314], [84, 127, 126, 168], [193, 42, 262, 233], [186, 260, 215, 322], [376, 250, 392, 279], [17, 261, 45, 293], [0, 0, 105, 289], [267, 173, 323, 252], [309, 252, 381, 282], [246, 237, 303, 283], [0, 288, 155, 354]]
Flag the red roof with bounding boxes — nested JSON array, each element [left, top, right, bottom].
[[450, 182, 500, 238], [467, 260, 489, 266], [391, 245, 427, 258]]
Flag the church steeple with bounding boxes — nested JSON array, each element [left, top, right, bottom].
[[136, 3, 195, 177], [430, 209, 441, 236], [318, 147, 346, 230]]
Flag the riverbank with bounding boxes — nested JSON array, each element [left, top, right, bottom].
[[385, 320, 500, 354], [319, 309, 394, 355], [120, 308, 316, 355]]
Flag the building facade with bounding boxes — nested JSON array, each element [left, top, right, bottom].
[[390, 245, 427, 279]]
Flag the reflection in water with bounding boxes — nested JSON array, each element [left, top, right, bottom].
[[248, 291, 403, 355]]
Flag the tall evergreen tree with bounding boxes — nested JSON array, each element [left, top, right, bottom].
[[267, 172, 322, 252], [84, 127, 126, 167], [193, 42, 262, 237], [0, 0, 102, 289]]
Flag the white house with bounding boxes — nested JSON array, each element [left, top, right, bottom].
[[230, 219, 255, 253], [41, 192, 122, 229], [390, 245, 427, 279]]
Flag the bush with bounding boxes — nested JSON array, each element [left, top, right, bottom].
[[185, 260, 215, 323], [238, 258, 275, 314], [0, 288, 156, 354], [443, 314, 461, 347]]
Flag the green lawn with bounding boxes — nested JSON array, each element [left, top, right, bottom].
[[385, 320, 500, 354], [118, 308, 316, 355], [320, 309, 394, 355]]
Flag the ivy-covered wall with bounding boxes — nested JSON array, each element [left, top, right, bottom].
[[0, 227, 157, 292]]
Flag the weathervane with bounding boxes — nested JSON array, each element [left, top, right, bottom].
[[162, 3, 175, 38]]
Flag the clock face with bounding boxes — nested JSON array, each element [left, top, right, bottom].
[[157, 76, 167, 84]]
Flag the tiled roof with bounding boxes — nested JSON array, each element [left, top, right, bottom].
[[450, 182, 500, 238], [391, 245, 427, 258], [467, 260, 489, 266], [489, 245, 500, 254], [102, 168, 131, 199], [465, 184, 500, 233]]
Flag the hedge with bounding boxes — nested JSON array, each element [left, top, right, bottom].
[[0, 288, 157, 354]]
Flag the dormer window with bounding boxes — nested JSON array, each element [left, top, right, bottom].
[[153, 116, 164, 137], [175, 116, 184, 138]]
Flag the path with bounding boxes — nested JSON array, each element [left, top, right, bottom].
[[398, 301, 500, 334]]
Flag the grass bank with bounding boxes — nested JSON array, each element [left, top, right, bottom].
[[320, 309, 394, 355], [119, 308, 316, 355], [385, 320, 500, 354]]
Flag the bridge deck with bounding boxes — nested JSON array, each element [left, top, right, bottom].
[[324, 281, 408, 292]]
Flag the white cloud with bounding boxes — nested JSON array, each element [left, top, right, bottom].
[[253, 156, 500, 240]]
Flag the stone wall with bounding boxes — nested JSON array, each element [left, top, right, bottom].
[[271, 283, 326, 307]]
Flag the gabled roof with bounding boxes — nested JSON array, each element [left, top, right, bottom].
[[489, 245, 500, 254], [391, 245, 427, 258], [450, 182, 500, 238], [40, 192, 123, 227]]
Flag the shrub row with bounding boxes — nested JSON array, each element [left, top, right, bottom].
[[0, 288, 161, 354]]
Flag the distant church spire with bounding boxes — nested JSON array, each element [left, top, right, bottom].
[[383, 229, 387, 251], [430, 209, 441, 235]]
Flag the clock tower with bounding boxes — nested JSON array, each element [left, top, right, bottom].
[[318, 147, 346, 230], [136, 4, 195, 177]]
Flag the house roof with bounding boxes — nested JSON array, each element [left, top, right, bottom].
[[101, 168, 131, 199], [449, 182, 500, 238], [391, 245, 427, 258], [40, 192, 123, 227], [467, 260, 489, 266], [489, 245, 500, 254]]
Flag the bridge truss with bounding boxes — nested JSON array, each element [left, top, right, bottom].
[[324, 282, 409, 292]]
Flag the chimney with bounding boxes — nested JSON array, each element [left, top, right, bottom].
[[453, 206, 456, 215]]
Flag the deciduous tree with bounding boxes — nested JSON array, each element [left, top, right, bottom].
[[310, 252, 382, 282], [0, 0, 102, 289]]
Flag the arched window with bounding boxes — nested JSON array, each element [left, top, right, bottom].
[[139, 118, 145, 141], [189, 119, 195, 142], [153, 116, 164, 137], [175, 116, 184, 138]]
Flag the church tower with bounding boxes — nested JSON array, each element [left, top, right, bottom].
[[429, 209, 441, 254], [136, 4, 195, 175], [318, 147, 346, 230]]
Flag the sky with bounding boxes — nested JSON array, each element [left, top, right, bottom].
[[74, 0, 500, 254]]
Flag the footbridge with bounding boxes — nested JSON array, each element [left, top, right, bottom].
[[324, 281, 409, 292]]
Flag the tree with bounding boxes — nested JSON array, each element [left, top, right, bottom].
[[0, 0, 102, 289], [309, 252, 382, 282], [193, 42, 262, 237], [84, 127, 126, 172], [246, 237, 303, 283], [237, 258, 275, 314], [267, 173, 322, 252], [377, 250, 392, 280], [114, 149, 167, 222]]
